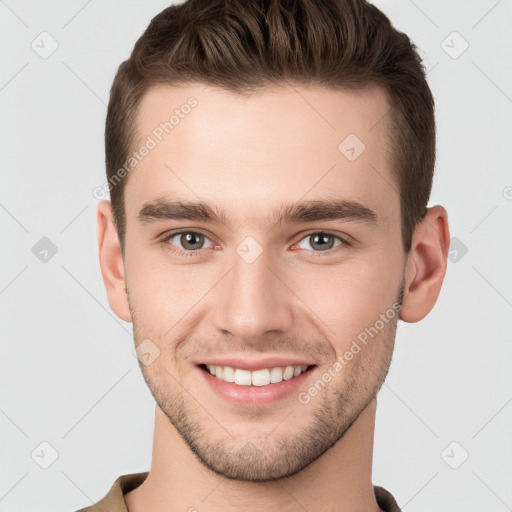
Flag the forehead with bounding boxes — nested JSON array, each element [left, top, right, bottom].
[[125, 82, 397, 230]]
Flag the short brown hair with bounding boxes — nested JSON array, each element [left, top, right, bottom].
[[105, 0, 435, 254]]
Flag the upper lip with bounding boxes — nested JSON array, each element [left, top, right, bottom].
[[196, 357, 315, 371]]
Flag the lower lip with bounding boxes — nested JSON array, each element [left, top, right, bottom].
[[197, 366, 316, 406]]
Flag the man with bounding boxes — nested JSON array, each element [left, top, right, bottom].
[[79, 0, 450, 510]]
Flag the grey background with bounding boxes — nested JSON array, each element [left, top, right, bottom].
[[1, 0, 511, 511]]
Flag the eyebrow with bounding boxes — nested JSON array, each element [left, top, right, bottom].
[[138, 197, 377, 229]]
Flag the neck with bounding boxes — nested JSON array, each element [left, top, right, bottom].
[[125, 398, 382, 512]]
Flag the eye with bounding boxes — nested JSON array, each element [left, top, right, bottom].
[[162, 231, 215, 255], [160, 229, 351, 258], [293, 231, 350, 254]]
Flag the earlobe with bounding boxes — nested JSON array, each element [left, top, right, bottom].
[[97, 200, 132, 323], [399, 205, 450, 323]]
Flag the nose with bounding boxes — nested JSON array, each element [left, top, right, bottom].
[[212, 248, 294, 343]]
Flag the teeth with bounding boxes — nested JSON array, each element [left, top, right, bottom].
[[283, 366, 295, 380], [205, 364, 309, 386], [251, 369, 270, 386], [234, 369, 252, 385], [270, 367, 283, 383], [223, 366, 235, 382]]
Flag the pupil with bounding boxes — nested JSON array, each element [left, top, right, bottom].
[[183, 232, 203, 250], [312, 233, 333, 251]]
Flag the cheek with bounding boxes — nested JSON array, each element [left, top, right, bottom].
[[125, 252, 215, 357], [126, 246, 197, 313], [290, 254, 401, 345], [125, 235, 402, 349]]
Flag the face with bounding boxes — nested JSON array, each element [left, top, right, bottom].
[[121, 83, 406, 481]]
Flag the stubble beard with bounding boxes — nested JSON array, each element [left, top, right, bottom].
[[128, 279, 403, 482]]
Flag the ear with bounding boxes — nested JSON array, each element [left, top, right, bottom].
[[97, 200, 132, 323], [400, 205, 450, 323]]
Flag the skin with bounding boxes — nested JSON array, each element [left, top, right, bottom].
[[97, 82, 450, 512]]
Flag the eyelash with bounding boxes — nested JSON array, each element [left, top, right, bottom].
[[159, 230, 352, 258]]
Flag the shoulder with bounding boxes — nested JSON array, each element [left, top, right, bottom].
[[75, 472, 149, 512], [374, 485, 402, 512]]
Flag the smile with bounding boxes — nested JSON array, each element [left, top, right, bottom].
[[201, 364, 314, 386]]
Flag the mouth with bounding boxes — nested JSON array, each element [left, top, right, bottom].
[[199, 363, 316, 387], [196, 360, 318, 406], [193, 354, 319, 406]]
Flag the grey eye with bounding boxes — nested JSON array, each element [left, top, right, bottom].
[[168, 232, 214, 251], [296, 233, 343, 252]]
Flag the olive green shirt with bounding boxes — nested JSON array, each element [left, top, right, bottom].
[[75, 471, 402, 512]]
